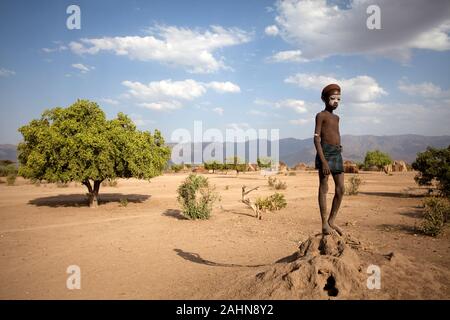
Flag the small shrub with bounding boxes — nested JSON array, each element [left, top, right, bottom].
[[171, 164, 184, 173], [268, 176, 277, 187], [288, 172, 296, 176], [345, 175, 362, 195], [268, 177, 287, 190], [177, 174, 218, 220], [225, 185, 229, 190], [0, 164, 18, 177], [119, 198, 128, 207], [255, 193, 287, 212], [419, 197, 450, 236], [6, 174, 16, 186]]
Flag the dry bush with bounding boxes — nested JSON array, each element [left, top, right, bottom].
[[255, 193, 287, 212], [177, 174, 218, 220], [419, 197, 450, 236], [268, 176, 287, 190], [345, 175, 363, 195]]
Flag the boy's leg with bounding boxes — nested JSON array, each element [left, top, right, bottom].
[[318, 169, 332, 234], [328, 172, 345, 235]]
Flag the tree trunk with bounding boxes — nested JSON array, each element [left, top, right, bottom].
[[83, 179, 102, 208]]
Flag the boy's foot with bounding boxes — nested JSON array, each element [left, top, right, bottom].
[[322, 223, 333, 235], [329, 223, 344, 236]]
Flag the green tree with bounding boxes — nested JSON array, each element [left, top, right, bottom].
[[363, 150, 392, 170], [204, 160, 221, 173], [412, 146, 450, 197], [257, 157, 272, 169], [226, 156, 247, 175], [18, 100, 171, 207]]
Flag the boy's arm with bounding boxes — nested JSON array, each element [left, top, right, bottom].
[[313, 113, 330, 175]]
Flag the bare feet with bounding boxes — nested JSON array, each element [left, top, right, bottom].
[[329, 222, 344, 236], [322, 223, 333, 235]]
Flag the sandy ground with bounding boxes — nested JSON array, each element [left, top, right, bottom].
[[0, 170, 449, 299]]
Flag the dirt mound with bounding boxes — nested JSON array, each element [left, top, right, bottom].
[[215, 232, 450, 299]]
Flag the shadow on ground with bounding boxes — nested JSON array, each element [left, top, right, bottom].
[[174, 249, 272, 268], [377, 223, 418, 235], [28, 193, 150, 207], [162, 209, 188, 220], [359, 191, 426, 198]]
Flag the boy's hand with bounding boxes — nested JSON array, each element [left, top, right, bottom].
[[322, 163, 331, 175]]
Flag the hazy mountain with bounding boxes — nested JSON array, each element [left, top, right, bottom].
[[3, 134, 449, 167], [0, 144, 18, 162], [168, 134, 450, 167], [279, 134, 450, 167]]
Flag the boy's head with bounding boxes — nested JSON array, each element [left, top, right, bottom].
[[321, 83, 341, 109]]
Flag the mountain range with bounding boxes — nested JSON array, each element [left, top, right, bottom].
[[2, 134, 449, 167]]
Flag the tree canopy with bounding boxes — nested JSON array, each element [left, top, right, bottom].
[[18, 99, 171, 207], [412, 145, 450, 197]]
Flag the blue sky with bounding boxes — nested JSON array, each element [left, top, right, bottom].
[[1, 0, 450, 144]]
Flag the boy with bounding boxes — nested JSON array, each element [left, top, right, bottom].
[[314, 83, 345, 235]]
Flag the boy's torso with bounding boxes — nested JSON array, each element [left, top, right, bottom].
[[319, 111, 340, 146]]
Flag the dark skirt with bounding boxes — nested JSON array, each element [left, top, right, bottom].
[[315, 143, 344, 174]]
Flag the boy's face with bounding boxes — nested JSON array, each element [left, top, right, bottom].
[[328, 94, 341, 109]]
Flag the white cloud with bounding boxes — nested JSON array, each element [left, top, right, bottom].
[[130, 113, 155, 126], [100, 98, 119, 105], [69, 25, 252, 73], [122, 79, 240, 112], [42, 45, 67, 53], [269, 50, 308, 63], [72, 63, 94, 73], [226, 122, 251, 131], [206, 81, 241, 93], [0, 68, 15, 77], [138, 101, 182, 111], [275, 99, 308, 113], [272, 0, 450, 62], [248, 109, 269, 117], [122, 79, 206, 101], [289, 118, 312, 125], [265, 25, 279, 36], [398, 80, 450, 98], [285, 73, 387, 103], [253, 98, 272, 106], [212, 107, 224, 115], [122, 79, 240, 101]]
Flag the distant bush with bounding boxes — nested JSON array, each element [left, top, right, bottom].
[[363, 150, 392, 170], [257, 157, 272, 169], [419, 197, 450, 236], [171, 164, 184, 173], [288, 172, 296, 176], [268, 176, 287, 190], [0, 163, 17, 177], [255, 193, 287, 212], [204, 160, 222, 173], [177, 174, 218, 220], [345, 175, 363, 195], [6, 174, 16, 186], [56, 181, 69, 188]]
